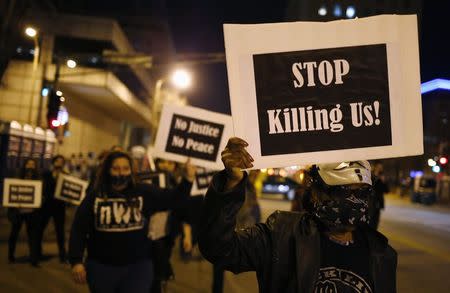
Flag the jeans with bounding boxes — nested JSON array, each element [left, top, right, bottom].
[[86, 259, 153, 293]]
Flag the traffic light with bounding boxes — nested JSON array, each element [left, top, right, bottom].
[[47, 89, 62, 129]]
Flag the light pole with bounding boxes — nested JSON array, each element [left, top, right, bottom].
[[25, 27, 40, 124], [150, 69, 192, 143]]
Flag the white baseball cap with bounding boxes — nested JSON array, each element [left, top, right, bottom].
[[317, 161, 372, 186]]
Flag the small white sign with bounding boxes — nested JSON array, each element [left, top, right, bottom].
[[224, 15, 422, 169], [154, 103, 233, 170], [54, 174, 88, 205], [191, 167, 216, 196], [145, 171, 170, 240], [148, 211, 170, 241], [2, 178, 42, 208], [138, 172, 167, 188]]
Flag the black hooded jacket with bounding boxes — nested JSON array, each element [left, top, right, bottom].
[[199, 171, 397, 293]]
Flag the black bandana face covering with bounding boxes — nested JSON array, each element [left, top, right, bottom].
[[313, 190, 370, 229], [111, 175, 132, 187]]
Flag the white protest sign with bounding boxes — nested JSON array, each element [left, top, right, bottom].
[[154, 103, 233, 170], [191, 167, 216, 196], [2, 178, 42, 208], [54, 174, 88, 205], [137, 172, 166, 188], [224, 15, 423, 169]]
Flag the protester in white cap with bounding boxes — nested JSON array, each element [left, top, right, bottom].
[[199, 137, 397, 293]]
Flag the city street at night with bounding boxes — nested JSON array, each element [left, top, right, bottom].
[[2, 194, 450, 292], [1, 1, 450, 292]]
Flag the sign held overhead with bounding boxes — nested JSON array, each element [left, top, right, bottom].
[[224, 15, 422, 169], [154, 104, 233, 170]]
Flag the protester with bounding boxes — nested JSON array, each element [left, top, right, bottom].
[[7, 158, 40, 266], [150, 158, 193, 293], [369, 163, 389, 230], [69, 151, 195, 293], [36, 154, 68, 263], [199, 137, 397, 293]]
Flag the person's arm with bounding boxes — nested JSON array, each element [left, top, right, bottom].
[[182, 223, 193, 253], [199, 170, 272, 273], [199, 137, 272, 273], [69, 192, 95, 269], [142, 158, 195, 214], [141, 177, 193, 214]]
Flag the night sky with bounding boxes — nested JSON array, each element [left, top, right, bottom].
[[165, 0, 288, 114], [164, 0, 448, 114]]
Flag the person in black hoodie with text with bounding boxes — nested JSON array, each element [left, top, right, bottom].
[[69, 151, 194, 293], [199, 137, 397, 293]]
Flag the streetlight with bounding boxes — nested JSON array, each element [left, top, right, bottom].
[[25, 27, 37, 38], [346, 6, 356, 18], [25, 26, 40, 124], [151, 69, 192, 143], [66, 59, 77, 69], [171, 69, 192, 90], [318, 6, 327, 16]]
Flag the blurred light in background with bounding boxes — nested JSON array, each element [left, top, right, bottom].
[[171, 69, 192, 89], [333, 4, 342, 17], [25, 27, 37, 37], [346, 6, 356, 18], [318, 5, 327, 16], [428, 159, 437, 167], [41, 88, 49, 97], [410, 170, 424, 178], [66, 59, 77, 68], [432, 165, 441, 173], [421, 78, 450, 94]]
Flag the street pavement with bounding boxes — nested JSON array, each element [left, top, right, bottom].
[[1, 194, 450, 292]]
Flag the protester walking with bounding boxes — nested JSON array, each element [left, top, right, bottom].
[[369, 163, 389, 230], [150, 158, 193, 293], [36, 155, 68, 263], [7, 158, 41, 267], [69, 151, 195, 293]]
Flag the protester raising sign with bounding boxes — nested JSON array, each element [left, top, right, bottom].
[[54, 174, 88, 205], [154, 104, 233, 170], [2, 178, 42, 208], [224, 15, 422, 169]]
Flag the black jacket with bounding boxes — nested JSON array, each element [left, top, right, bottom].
[[199, 171, 397, 293]]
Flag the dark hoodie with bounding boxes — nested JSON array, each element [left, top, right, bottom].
[[69, 179, 192, 266]]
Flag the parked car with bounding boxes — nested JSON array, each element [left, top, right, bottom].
[[411, 176, 437, 205], [262, 175, 299, 200]]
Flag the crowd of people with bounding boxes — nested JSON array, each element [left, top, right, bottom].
[[4, 138, 393, 293], [4, 145, 233, 292]]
